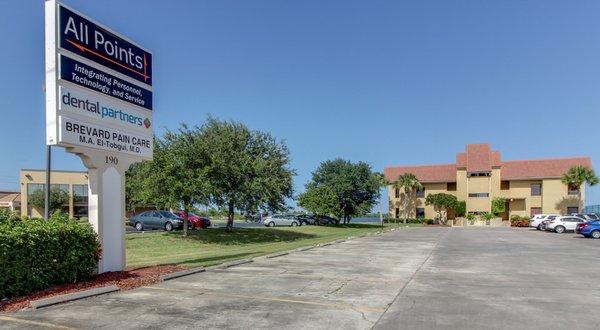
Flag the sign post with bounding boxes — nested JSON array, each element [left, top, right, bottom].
[[45, 1, 153, 273]]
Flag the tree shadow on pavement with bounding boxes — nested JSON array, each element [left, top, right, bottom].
[[165, 227, 317, 245]]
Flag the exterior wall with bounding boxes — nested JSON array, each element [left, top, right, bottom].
[[466, 176, 490, 213], [456, 170, 468, 202], [20, 170, 88, 218], [541, 178, 583, 214]]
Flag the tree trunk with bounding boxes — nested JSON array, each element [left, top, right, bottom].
[[403, 190, 409, 225], [226, 200, 235, 232], [182, 203, 189, 237]]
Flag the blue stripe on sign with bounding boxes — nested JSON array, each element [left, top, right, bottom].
[[59, 56, 153, 111]]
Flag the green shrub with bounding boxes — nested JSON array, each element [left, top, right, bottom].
[[383, 218, 429, 224], [0, 208, 21, 224], [0, 218, 100, 299]]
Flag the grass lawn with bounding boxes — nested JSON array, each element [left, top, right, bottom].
[[126, 223, 419, 268]]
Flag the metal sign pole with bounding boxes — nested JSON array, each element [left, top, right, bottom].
[[44, 145, 51, 220]]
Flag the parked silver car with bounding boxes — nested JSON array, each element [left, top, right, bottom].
[[263, 214, 300, 227]]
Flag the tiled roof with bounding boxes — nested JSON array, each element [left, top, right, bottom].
[[501, 157, 592, 180], [384, 164, 456, 183], [466, 143, 492, 172], [385, 144, 593, 184], [0, 193, 20, 203]]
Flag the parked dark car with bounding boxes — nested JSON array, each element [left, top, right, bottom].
[[296, 214, 316, 225], [129, 210, 193, 231], [314, 215, 339, 225], [172, 210, 211, 229], [576, 220, 600, 238]]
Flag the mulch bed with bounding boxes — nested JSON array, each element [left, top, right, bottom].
[[0, 264, 185, 312]]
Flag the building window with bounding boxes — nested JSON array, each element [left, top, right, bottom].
[[73, 184, 88, 203], [395, 188, 399, 198], [468, 193, 489, 198], [447, 182, 457, 191], [568, 185, 580, 195], [567, 206, 579, 214], [27, 183, 45, 197], [395, 208, 399, 219], [416, 187, 425, 198], [467, 172, 491, 177], [530, 207, 542, 217], [530, 183, 541, 196], [416, 208, 425, 218], [500, 181, 510, 190], [74, 205, 88, 219]]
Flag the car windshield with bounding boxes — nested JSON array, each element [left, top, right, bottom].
[[587, 214, 599, 220]]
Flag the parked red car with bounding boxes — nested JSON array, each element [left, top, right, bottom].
[[173, 211, 211, 229]]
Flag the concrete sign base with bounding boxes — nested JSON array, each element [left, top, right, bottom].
[[67, 147, 139, 273]]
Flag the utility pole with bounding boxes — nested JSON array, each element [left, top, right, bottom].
[[44, 145, 51, 220]]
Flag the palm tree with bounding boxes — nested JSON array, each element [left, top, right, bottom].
[[561, 165, 599, 212], [392, 173, 423, 224]]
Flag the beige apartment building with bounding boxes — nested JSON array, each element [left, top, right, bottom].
[[385, 144, 592, 220], [20, 169, 89, 218]]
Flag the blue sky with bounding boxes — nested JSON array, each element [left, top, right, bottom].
[[1, 0, 599, 210]]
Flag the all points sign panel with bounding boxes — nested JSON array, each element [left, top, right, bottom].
[[46, 1, 153, 160]]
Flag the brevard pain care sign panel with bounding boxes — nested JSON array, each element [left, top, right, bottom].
[[46, 1, 153, 160], [59, 116, 152, 159]]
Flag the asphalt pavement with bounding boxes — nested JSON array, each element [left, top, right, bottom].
[[3, 227, 600, 329]]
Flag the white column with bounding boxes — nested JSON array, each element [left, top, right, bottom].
[[68, 147, 139, 273]]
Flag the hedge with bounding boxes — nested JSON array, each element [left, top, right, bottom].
[[384, 218, 433, 224], [0, 215, 100, 299], [510, 215, 531, 227]]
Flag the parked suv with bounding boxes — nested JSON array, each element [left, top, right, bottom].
[[570, 213, 599, 221], [545, 216, 585, 233], [530, 214, 559, 230]]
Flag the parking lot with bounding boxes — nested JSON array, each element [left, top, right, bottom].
[[2, 227, 600, 329]]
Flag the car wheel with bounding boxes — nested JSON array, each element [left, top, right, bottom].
[[291, 221, 298, 227], [268, 222, 275, 227], [165, 222, 173, 232], [135, 222, 143, 231], [591, 230, 600, 239], [555, 225, 565, 234], [537, 224, 542, 230]]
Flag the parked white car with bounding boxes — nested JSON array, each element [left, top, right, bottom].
[[262, 214, 300, 227], [530, 214, 559, 230], [545, 216, 585, 233]]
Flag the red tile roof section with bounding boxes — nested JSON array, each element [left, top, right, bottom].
[[501, 157, 592, 180], [384, 164, 456, 183], [466, 144, 492, 172]]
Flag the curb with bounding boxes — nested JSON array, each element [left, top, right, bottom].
[[265, 251, 289, 259], [30, 284, 119, 309], [215, 259, 253, 269], [161, 267, 206, 281], [295, 246, 315, 252]]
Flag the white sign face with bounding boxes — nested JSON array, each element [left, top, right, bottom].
[[59, 116, 153, 159], [46, 1, 153, 161], [58, 84, 153, 135]]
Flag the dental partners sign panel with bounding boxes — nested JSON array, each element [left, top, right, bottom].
[[45, 1, 153, 160]]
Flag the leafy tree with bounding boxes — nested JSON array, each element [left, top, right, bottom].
[[491, 197, 506, 216], [561, 165, 599, 212], [299, 159, 384, 224], [454, 200, 466, 217], [127, 126, 210, 236], [297, 185, 340, 219], [424, 193, 458, 224], [28, 186, 69, 216], [392, 173, 423, 224], [199, 117, 294, 231]]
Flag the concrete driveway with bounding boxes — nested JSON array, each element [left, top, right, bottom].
[[2, 227, 600, 329]]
